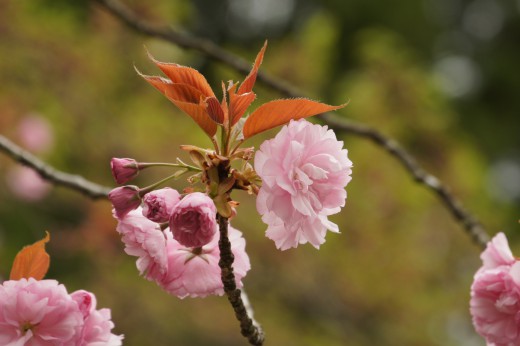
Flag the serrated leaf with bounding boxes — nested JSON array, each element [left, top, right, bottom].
[[205, 96, 225, 124], [146, 51, 215, 98], [238, 41, 267, 95], [10, 232, 51, 280], [243, 99, 346, 138]]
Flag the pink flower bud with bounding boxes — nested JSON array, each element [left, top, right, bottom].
[[109, 185, 141, 219], [169, 192, 217, 248], [111, 158, 139, 184], [142, 188, 181, 223]]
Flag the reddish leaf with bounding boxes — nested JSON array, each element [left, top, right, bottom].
[[147, 52, 215, 98], [10, 232, 51, 280], [238, 41, 267, 95], [205, 96, 225, 124], [243, 99, 346, 139], [220, 81, 230, 125], [139, 74, 205, 104], [229, 86, 256, 127], [165, 92, 217, 137]]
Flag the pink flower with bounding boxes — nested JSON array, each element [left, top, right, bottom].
[[109, 185, 141, 219], [158, 225, 250, 298], [0, 278, 83, 345], [169, 192, 217, 248], [71, 290, 123, 345], [142, 187, 181, 223], [17, 114, 54, 154], [111, 158, 139, 184], [116, 208, 168, 281], [480, 232, 515, 270], [470, 232, 520, 346], [6, 166, 50, 202], [255, 119, 353, 250]]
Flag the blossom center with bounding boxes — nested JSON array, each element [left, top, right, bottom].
[[292, 168, 311, 193], [21, 321, 34, 335]]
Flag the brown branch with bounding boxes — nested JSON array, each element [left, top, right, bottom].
[[0, 135, 111, 199], [217, 214, 265, 346], [91, 0, 301, 98], [91, 0, 490, 249], [322, 115, 490, 248]]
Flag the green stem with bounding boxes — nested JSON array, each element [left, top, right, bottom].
[[138, 162, 201, 172], [139, 171, 184, 195]]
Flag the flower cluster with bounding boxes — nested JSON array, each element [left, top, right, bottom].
[[115, 207, 250, 298], [108, 42, 351, 299], [1, 234, 122, 345], [0, 279, 122, 345], [470, 232, 520, 346]]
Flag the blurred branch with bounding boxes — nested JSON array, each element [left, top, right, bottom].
[[91, 0, 490, 249], [91, 0, 301, 98], [322, 115, 490, 248], [0, 135, 111, 199]]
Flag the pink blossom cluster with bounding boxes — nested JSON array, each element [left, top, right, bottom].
[[255, 119, 353, 250], [470, 232, 520, 346], [0, 278, 123, 345], [114, 206, 250, 298]]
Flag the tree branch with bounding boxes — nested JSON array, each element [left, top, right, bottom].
[[217, 214, 265, 346], [0, 135, 111, 199], [322, 115, 490, 248], [91, 0, 490, 249]]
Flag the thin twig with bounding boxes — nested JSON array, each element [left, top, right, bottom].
[[217, 214, 265, 346], [322, 115, 490, 248], [91, 0, 490, 249], [0, 135, 111, 199], [91, 0, 301, 98]]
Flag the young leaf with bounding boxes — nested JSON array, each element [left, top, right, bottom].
[[238, 40, 267, 95], [165, 92, 218, 137], [10, 232, 51, 280], [205, 96, 225, 124], [146, 51, 215, 98], [229, 86, 256, 127], [243, 99, 346, 138]]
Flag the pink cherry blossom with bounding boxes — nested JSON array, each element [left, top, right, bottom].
[[169, 192, 217, 248], [109, 185, 141, 219], [6, 166, 50, 202], [480, 232, 515, 270], [158, 225, 250, 298], [470, 232, 520, 346], [142, 187, 181, 223], [17, 114, 54, 154], [111, 158, 139, 184], [71, 290, 123, 345], [116, 208, 168, 281], [255, 119, 353, 250], [0, 278, 83, 345]]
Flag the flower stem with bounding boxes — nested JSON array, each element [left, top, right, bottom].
[[138, 162, 201, 171], [217, 214, 265, 346]]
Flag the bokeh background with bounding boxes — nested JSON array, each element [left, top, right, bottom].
[[1, 0, 519, 345]]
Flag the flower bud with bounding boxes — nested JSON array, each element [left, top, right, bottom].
[[169, 192, 217, 248], [109, 185, 141, 219], [111, 158, 139, 184], [142, 188, 181, 223]]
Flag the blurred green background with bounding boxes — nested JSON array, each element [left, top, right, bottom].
[[1, 0, 519, 345]]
